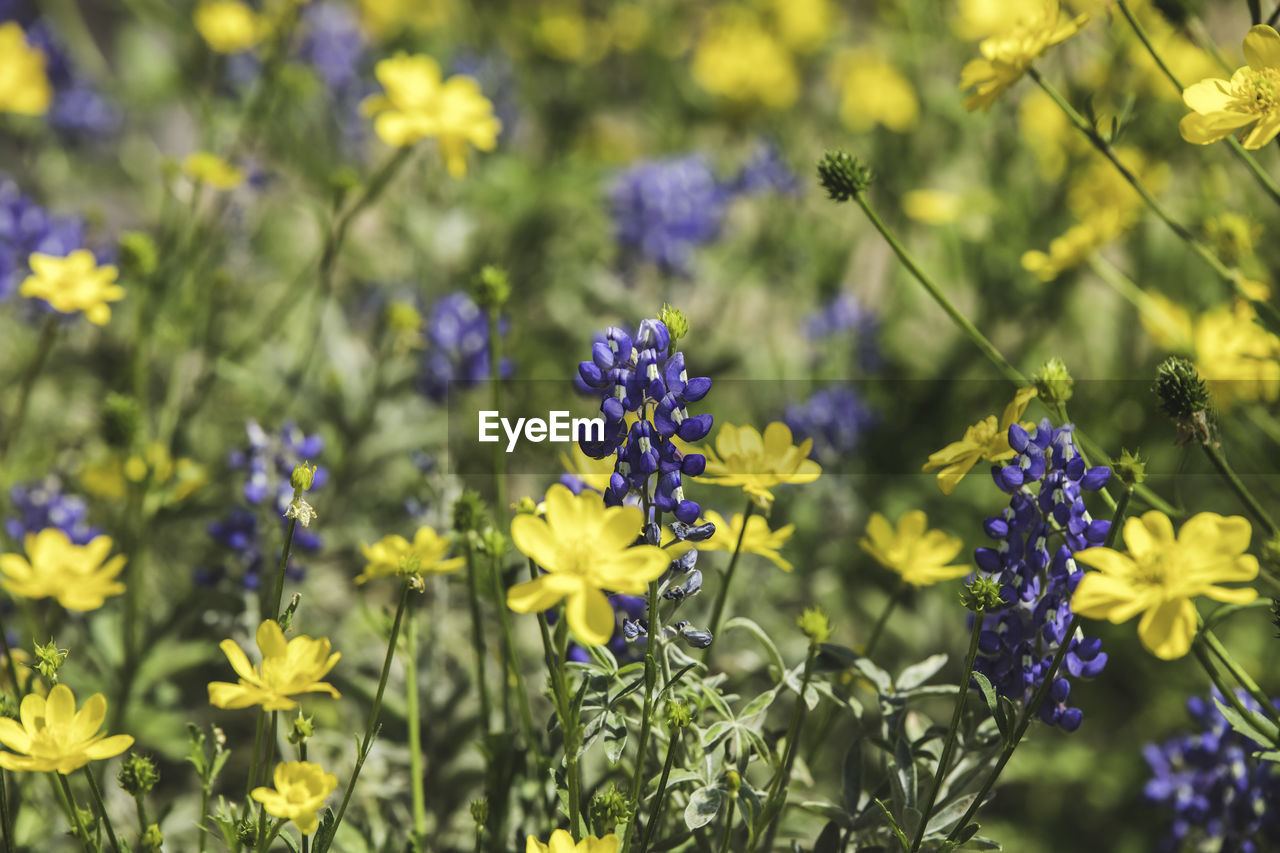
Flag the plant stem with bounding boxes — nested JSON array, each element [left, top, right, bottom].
[[1191, 640, 1272, 742], [704, 498, 757, 656], [317, 580, 411, 853], [55, 773, 94, 851], [753, 641, 819, 853], [83, 766, 122, 853], [909, 614, 984, 853], [555, 619, 584, 840], [489, 550, 541, 763], [404, 598, 427, 853], [0, 769, 14, 853], [716, 795, 737, 853], [621, 581, 661, 853], [1199, 621, 1280, 728], [0, 315, 58, 464], [1201, 442, 1280, 539], [863, 582, 905, 656], [267, 518, 299, 625], [464, 537, 493, 741], [242, 710, 267, 819], [638, 726, 681, 853]]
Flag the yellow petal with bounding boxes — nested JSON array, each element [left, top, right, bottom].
[[1179, 110, 1255, 145], [84, 734, 134, 760], [506, 573, 582, 613], [1136, 597, 1196, 660], [45, 684, 76, 727], [1241, 110, 1280, 149], [566, 586, 615, 647], [1123, 512, 1175, 562], [220, 638, 257, 682], [511, 515, 558, 569], [256, 620, 287, 659], [935, 459, 976, 495], [1181, 78, 1233, 113], [1243, 25, 1280, 70], [1071, 572, 1144, 622]]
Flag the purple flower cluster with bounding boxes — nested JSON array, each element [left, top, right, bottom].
[[783, 386, 873, 464], [21, 20, 117, 136], [5, 475, 98, 545], [971, 418, 1112, 731], [1144, 691, 1280, 852], [609, 145, 797, 276], [805, 292, 880, 371], [297, 1, 365, 93], [417, 292, 512, 403], [577, 319, 711, 522], [0, 176, 86, 300]]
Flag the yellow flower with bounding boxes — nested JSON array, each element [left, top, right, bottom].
[[696, 509, 795, 573], [78, 443, 207, 503], [534, 3, 610, 64], [362, 53, 501, 176], [834, 48, 919, 133], [183, 152, 245, 190], [560, 444, 616, 493], [1, 529, 126, 611], [771, 0, 833, 54], [859, 510, 968, 586], [960, 0, 1087, 113], [507, 485, 668, 646], [357, 0, 452, 40], [1138, 290, 1194, 351], [0, 22, 52, 116], [903, 189, 963, 225], [1018, 87, 1080, 179], [1193, 301, 1280, 407], [699, 422, 821, 511], [357, 526, 464, 584], [1073, 511, 1259, 660], [1180, 25, 1280, 149], [691, 12, 799, 110], [1021, 221, 1107, 282], [921, 387, 1036, 495], [527, 830, 620, 853], [0, 684, 133, 774], [20, 250, 124, 326], [952, 0, 1023, 40], [252, 761, 338, 835], [194, 0, 265, 54], [208, 620, 340, 711]]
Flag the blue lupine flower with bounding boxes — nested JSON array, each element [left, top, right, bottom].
[[202, 507, 312, 591], [561, 593, 648, 663], [733, 142, 800, 195], [298, 1, 365, 92], [577, 318, 711, 522], [0, 176, 86, 300], [805, 292, 881, 370], [609, 156, 731, 276], [1144, 690, 1280, 852], [227, 421, 327, 553], [19, 19, 118, 136], [971, 418, 1111, 731], [417, 292, 512, 403], [6, 476, 99, 545], [783, 386, 874, 464]]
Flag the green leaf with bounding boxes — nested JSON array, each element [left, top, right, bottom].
[[1212, 697, 1280, 747], [842, 741, 863, 816], [924, 794, 978, 837], [814, 820, 842, 853], [852, 657, 893, 695], [874, 798, 911, 852], [970, 672, 998, 721], [603, 710, 628, 764], [896, 654, 948, 691], [684, 786, 724, 830], [722, 617, 786, 679]]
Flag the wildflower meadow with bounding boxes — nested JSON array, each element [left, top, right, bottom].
[[3, 0, 1280, 851]]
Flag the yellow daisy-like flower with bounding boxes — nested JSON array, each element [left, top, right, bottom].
[[0, 684, 133, 774], [208, 620, 340, 711], [699, 422, 821, 511], [690, 11, 799, 111], [194, 0, 265, 54], [960, 0, 1087, 113], [1, 529, 126, 612], [834, 48, 919, 133], [527, 829, 620, 853], [1073, 511, 1259, 660], [1180, 25, 1280, 149], [507, 485, 668, 646], [696, 509, 795, 573], [903, 189, 964, 225], [859, 510, 969, 587], [356, 526, 464, 584], [922, 387, 1036, 495], [20, 250, 124, 325], [183, 152, 245, 190], [252, 761, 338, 836], [0, 22, 52, 116], [362, 53, 501, 177], [1192, 300, 1280, 408], [357, 0, 452, 40]]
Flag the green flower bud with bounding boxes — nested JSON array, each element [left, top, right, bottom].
[[797, 606, 832, 644], [658, 303, 689, 345], [513, 496, 538, 516], [118, 753, 160, 797], [452, 490, 490, 535], [724, 769, 742, 795], [1113, 448, 1147, 487], [290, 461, 317, 492], [960, 577, 1003, 613], [589, 784, 631, 834], [1033, 358, 1074, 406], [473, 265, 511, 310], [287, 712, 315, 745], [33, 639, 67, 683], [664, 699, 693, 729], [1154, 357, 1214, 445], [387, 301, 424, 336], [479, 529, 507, 558], [118, 231, 158, 279], [817, 149, 874, 202], [470, 797, 489, 829], [141, 823, 163, 853], [236, 819, 257, 847], [101, 392, 143, 449]]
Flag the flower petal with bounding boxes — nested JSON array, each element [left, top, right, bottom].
[[566, 586, 615, 646], [1136, 597, 1197, 660], [257, 620, 287, 660], [511, 515, 559, 570], [84, 734, 134, 760], [507, 573, 582, 613], [1243, 24, 1280, 70], [1181, 78, 1233, 113]]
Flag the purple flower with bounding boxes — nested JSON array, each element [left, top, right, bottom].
[[0, 175, 86, 300], [417, 292, 512, 402], [783, 386, 873, 464], [6, 475, 98, 545], [609, 155, 731, 276]]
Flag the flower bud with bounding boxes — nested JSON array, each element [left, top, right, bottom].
[[797, 606, 831, 644], [473, 265, 511, 310], [1033, 358, 1074, 406], [1154, 357, 1214, 445], [590, 784, 631, 834], [118, 753, 160, 797], [452, 491, 489, 534], [119, 231, 158, 279], [470, 797, 489, 829], [287, 712, 315, 745], [664, 699, 693, 729], [658, 303, 689, 346], [817, 149, 874, 202], [33, 639, 67, 682], [141, 824, 163, 853], [960, 577, 1003, 612], [290, 462, 317, 492], [1113, 448, 1147, 487]]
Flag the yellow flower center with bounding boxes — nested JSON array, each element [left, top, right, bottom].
[[1234, 67, 1280, 114], [1131, 554, 1171, 591]]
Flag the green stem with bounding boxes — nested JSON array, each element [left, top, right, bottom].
[[242, 710, 267, 820], [464, 540, 493, 736], [267, 517, 299, 625], [704, 498, 757, 655], [317, 580, 411, 853], [1199, 622, 1280, 728], [638, 727, 681, 853], [256, 817, 286, 853], [0, 769, 14, 853], [716, 794, 737, 853], [851, 193, 1025, 387], [1201, 442, 1280, 539], [489, 550, 541, 763], [405, 599, 427, 853], [1191, 640, 1270, 741], [909, 613, 985, 853], [82, 766, 122, 853], [752, 641, 819, 853], [947, 486, 1131, 843], [621, 581, 661, 853], [0, 315, 59, 464], [555, 619, 584, 840], [488, 304, 507, 526], [55, 773, 94, 852], [863, 582, 906, 656]]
